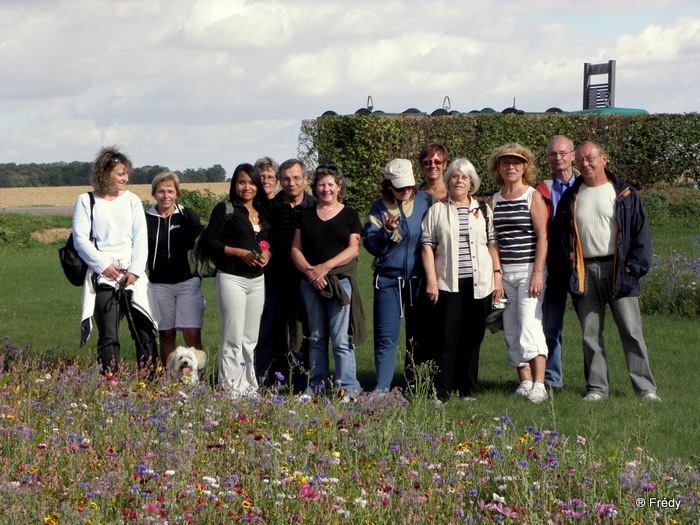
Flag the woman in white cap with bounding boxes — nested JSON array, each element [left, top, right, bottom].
[[421, 158, 499, 401], [363, 159, 434, 392], [487, 143, 549, 404]]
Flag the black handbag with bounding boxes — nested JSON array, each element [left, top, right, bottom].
[[59, 192, 95, 286]]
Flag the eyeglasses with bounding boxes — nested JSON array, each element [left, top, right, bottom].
[[422, 159, 444, 167], [392, 186, 414, 192], [499, 159, 524, 167], [260, 175, 276, 182], [548, 150, 573, 158], [281, 176, 304, 184], [575, 155, 599, 164]]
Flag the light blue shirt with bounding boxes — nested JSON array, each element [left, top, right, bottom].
[[550, 174, 577, 220]]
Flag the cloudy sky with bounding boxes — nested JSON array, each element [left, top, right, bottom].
[[1, 0, 699, 173]]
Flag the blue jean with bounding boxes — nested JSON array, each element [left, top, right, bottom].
[[543, 280, 567, 387], [372, 274, 424, 392], [300, 278, 361, 395], [573, 259, 656, 396]]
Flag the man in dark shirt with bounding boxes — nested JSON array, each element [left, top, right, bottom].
[[254, 159, 315, 390]]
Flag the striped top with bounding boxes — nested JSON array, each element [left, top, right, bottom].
[[492, 187, 537, 265], [457, 206, 473, 277]]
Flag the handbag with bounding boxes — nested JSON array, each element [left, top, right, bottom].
[[187, 231, 217, 279], [485, 297, 509, 334], [186, 200, 233, 279], [59, 192, 95, 286]]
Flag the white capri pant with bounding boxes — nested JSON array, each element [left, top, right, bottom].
[[151, 277, 205, 331], [215, 271, 265, 395], [502, 263, 549, 367]]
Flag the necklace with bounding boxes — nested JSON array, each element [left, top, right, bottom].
[[318, 203, 341, 211]]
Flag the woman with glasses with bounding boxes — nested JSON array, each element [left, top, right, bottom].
[[72, 146, 159, 380], [363, 159, 433, 392], [255, 157, 279, 200], [291, 165, 365, 398], [421, 158, 499, 401], [487, 143, 549, 404], [417, 143, 449, 201]]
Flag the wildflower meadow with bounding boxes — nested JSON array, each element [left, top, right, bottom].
[[1, 338, 698, 524], [0, 207, 699, 524]]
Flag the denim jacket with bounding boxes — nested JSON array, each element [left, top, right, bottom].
[[363, 191, 433, 279]]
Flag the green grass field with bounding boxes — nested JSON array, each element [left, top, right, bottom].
[[1, 212, 699, 463]]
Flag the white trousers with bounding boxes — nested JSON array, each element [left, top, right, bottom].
[[502, 263, 549, 367], [216, 272, 264, 395]]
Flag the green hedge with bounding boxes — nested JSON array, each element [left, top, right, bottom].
[[299, 113, 700, 212]]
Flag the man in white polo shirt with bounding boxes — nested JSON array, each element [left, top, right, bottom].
[[552, 141, 659, 401]]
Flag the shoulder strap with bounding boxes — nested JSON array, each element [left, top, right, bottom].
[[225, 200, 234, 216], [88, 192, 96, 246], [478, 200, 490, 237]]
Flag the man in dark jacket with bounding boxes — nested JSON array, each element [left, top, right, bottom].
[[254, 159, 315, 390], [536, 135, 578, 388], [552, 141, 659, 401]]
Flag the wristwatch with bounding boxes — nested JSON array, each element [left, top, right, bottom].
[[494, 269, 503, 274]]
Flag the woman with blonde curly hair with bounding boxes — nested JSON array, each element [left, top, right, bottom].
[[487, 143, 549, 403], [72, 146, 159, 380]]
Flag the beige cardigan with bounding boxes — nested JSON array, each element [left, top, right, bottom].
[[421, 198, 496, 298]]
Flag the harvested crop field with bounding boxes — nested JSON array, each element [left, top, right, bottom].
[[0, 182, 230, 208]]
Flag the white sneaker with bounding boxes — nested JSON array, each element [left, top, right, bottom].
[[642, 392, 662, 402], [583, 392, 606, 401], [526, 382, 548, 404], [461, 396, 477, 402], [514, 381, 533, 397]]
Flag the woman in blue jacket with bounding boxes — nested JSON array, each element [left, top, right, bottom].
[[363, 159, 433, 392]]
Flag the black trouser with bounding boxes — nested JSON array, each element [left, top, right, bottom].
[[254, 281, 310, 391], [434, 278, 489, 399], [94, 284, 158, 376]]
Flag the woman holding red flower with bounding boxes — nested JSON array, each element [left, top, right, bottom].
[[203, 164, 271, 395]]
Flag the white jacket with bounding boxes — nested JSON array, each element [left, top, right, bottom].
[[421, 198, 496, 298]]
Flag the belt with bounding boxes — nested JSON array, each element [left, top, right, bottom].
[[583, 255, 614, 263]]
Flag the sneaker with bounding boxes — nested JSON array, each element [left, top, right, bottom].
[[642, 392, 662, 402], [526, 382, 547, 404], [583, 392, 606, 401], [461, 396, 477, 402], [514, 381, 533, 397]]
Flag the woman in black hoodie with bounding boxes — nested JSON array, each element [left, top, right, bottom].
[[145, 171, 204, 366]]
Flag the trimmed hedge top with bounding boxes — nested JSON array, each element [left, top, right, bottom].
[[299, 113, 700, 212]]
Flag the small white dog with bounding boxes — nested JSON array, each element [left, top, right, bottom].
[[167, 346, 207, 385]]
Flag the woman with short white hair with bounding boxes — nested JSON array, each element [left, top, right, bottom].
[[421, 158, 500, 401]]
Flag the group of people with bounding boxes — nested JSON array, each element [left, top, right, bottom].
[[72, 138, 659, 403]]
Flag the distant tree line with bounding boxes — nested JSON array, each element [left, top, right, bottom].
[[0, 162, 227, 187]]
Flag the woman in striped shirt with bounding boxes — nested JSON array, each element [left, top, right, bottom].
[[487, 144, 549, 404]]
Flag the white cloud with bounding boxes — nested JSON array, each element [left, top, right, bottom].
[[0, 0, 698, 169]]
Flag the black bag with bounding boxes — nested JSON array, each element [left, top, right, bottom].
[[59, 192, 95, 286], [187, 200, 233, 279], [187, 231, 217, 279]]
